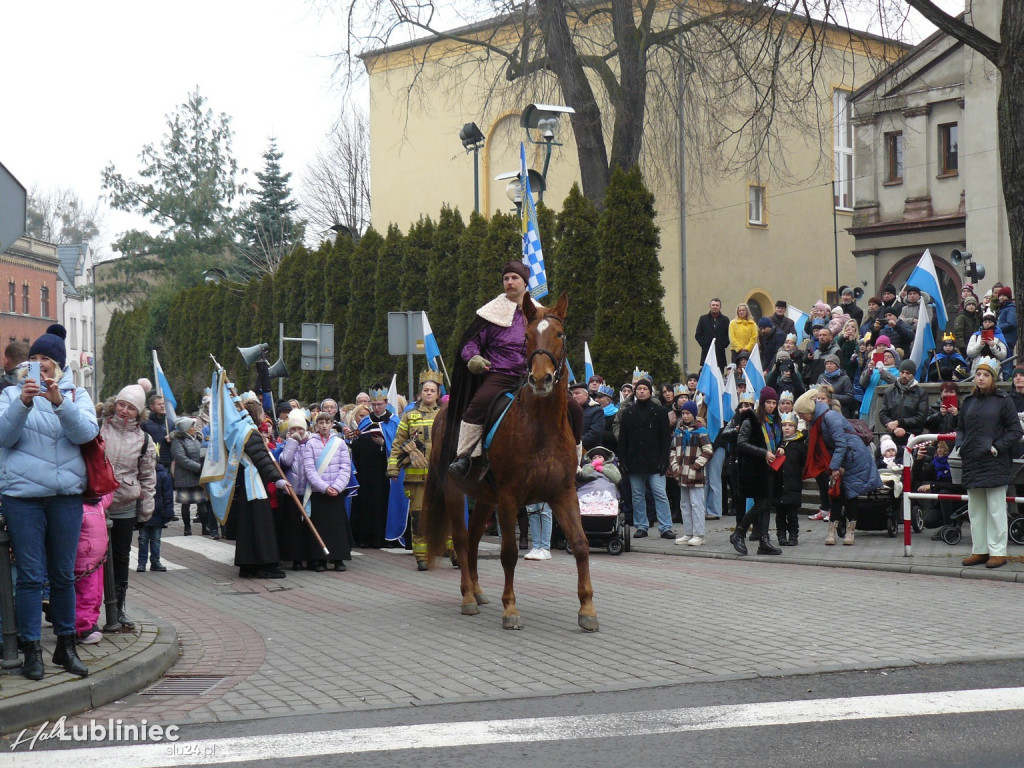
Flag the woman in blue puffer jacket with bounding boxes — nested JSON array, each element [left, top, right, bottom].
[[0, 324, 98, 681]]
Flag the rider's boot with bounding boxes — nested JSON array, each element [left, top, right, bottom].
[[449, 422, 484, 478]]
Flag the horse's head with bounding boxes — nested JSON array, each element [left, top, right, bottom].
[[523, 293, 569, 396]]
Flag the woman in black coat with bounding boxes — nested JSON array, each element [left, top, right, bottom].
[[729, 386, 784, 556], [956, 357, 1023, 568]]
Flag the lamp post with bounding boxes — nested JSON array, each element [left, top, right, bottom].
[[520, 104, 575, 203], [458, 122, 485, 213], [329, 223, 359, 245], [494, 170, 546, 215]]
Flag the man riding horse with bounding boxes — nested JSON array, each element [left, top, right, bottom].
[[446, 260, 583, 478]]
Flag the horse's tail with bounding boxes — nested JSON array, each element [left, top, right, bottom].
[[421, 403, 451, 560]]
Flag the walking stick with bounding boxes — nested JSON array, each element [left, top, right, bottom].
[[210, 356, 331, 557]]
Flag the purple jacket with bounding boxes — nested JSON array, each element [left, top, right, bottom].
[[462, 310, 527, 375], [301, 434, 352, 494], [278, 437, 308, 495]]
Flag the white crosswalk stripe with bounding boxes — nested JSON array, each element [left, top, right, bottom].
[[6, 686, 1024, 767]]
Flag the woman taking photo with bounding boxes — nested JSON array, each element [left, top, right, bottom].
[[957, 356, 1023, 568], [0, 324, 99, 679], [301, 411, 354, 572], [729, 386, 784, 556]]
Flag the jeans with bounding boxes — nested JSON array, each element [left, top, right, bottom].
[[628, 474, 673, 532], [525, 503, 552, 551], [138, 526, 163, 566], [679, 486, 706, 537], [2, 494, 84, 639], [704, 447, 725, 518]]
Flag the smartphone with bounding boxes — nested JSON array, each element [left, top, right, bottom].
[[27, 361, 41, 382], [872, 351, 884, 365]]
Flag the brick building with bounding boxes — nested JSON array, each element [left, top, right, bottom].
[[0, 236, 60, 349]]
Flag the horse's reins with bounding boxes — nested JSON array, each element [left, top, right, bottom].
[[524, 314, 567, 386]]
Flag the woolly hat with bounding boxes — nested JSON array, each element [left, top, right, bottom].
[[285, 409, 308, 431], [759, 386, 779, 402], [964, 296, 979, 308], [785, 333, 797, 343], [757, 317, 774, 329], [841, 286, 854, 297], [634, 377, 654, 392], [876, 335, 891, 348], [879, 435, 897, 456], [1013, 366, 1024, 379], [983, 310, 997, 322], [906, 285, 921, 295], [824, 354, 841, 367], [813, 300, 830, 313], [115, 381, 147, 413], [28, 323, 67, 369], [883, 283, 897, 295], [898, 359, 917, 375], [501, 259, 530, 282], [999, 286, 1013, 299], [174, 416, 196, 433], [679, 400, 698, 417], [776, 350, 792, 362], [736, 349, 750, 361]]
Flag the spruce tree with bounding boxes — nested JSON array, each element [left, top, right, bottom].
[[238, 138, 301, 276], [400, 215, 434, 312], [320, 235, 356, 400], [299, 243, 331, 402], [339, 227, 383, 399], [593, 166, 680, 386], [478, 209, 520, 307], [364, 224, 406, 389], [454, 211, 488, 343], [429, 205, 465, 368], [551, 183, 600, 363]]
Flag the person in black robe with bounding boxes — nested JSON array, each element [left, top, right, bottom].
[[349, 394, 394, 548]]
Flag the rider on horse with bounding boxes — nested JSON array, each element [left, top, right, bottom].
[[447, 260, 582, 478]]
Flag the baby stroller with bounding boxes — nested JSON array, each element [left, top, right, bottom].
[[564, 447, 628, 556], [940, 448, 1024, 545], [835, 467, 924, 539]]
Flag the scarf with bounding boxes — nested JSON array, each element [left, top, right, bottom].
[[603, 402, 618, 417], [761, 413, 780, 453], [803, 416, 833, 480], [932, 454, 951, 482], [859, 365, 898, 420]]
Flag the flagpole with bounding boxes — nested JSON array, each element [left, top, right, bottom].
[[437, 354, 451, 389]]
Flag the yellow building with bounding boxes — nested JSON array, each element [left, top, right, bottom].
[[362, 6, 905, 372]]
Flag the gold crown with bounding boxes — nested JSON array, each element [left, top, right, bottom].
[[420, 369, 444, 386], [942, 332, 956, 343]]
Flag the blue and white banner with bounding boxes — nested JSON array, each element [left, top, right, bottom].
[[746, 342, 767, 399], [200, 368, 255, 525], [786, 306, 809, 344], [723, 365, 737, 423], [909, 303, 937, 382], [584, 342, 594, 383], [906, 249, 948, 331], [696, 342, 725, 441], [520, 143, 548, 299], [152, 350, 177, 430], [421, 313, 448, 394]]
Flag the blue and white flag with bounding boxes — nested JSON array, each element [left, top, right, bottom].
[[906, 249, 948, 331], [200, 368, 255, 525], [421, 313, 448, 394], [152, 350, 177, 430], [746, 342, 767, 399], [723, 365, 737, 423], [909, 303, 937, 382], [584, 342, 594, 384], [520, 143, 548, 299], [565, 357, 576, 386], [786, 305, 810, 344], [696, 342, 725, 441]]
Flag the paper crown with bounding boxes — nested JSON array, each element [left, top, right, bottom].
[[673, 383, 688, 396], [780, 411, 799, 424], [419, 369, 444, 386], [779, 390, 794, 403], [738, 391, 755, 404], [942, 332, 956, 343], [631, 367, 650, 384], [596, 383, 615, 398], [973, 356, 1000, 377], [368, 383, 389, 401]]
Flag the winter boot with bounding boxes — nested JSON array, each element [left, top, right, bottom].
[[843, 520, 857, 546], [115, 583, 136, 630], [757, 534, 782, 555], [448, 422, 483, 477], [729, 527, 749, 555], [52, 634, 89, 677], [21, 640, 44, 680], [825, 521, 838, 546]]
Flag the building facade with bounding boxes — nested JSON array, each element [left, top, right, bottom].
[[56, 243, 97, 397], [0, 236, 59, 350]]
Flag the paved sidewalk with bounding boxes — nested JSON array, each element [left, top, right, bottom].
[[0, 514, 1020, 737]]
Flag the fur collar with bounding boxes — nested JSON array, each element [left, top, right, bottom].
[[477, 293, 536, 327]]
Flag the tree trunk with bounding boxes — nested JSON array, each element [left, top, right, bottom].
[[608, 1, 647, 174], [536, 0, 611, 205], [998, 0, 1024, 361]]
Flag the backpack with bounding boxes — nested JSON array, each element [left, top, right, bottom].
[[845, 418, 875, 446]]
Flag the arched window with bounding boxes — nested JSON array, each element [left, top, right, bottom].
[[881, 254, 961, 327]]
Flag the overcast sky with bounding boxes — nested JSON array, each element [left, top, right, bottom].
[[0, 0, 355, 255]]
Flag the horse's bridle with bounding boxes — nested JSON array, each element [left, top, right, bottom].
[[525, 315, 567, 384]]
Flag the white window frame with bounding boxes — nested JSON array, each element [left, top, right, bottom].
[[748, 184, 766, 226], [833, 90, 854, 210]]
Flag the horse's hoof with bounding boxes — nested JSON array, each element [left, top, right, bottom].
[[578, 615, 599, 632], [502, 615, 522, 630], [461, 603, 480, 616], [474, 591, 489, 605]]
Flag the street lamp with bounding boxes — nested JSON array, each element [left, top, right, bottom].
[[459, 122, 486, 213], [203, 268, 227, 285], [330, 223, 359, 244], [520, 104, 575, 201], [495, 169, 546, 214]]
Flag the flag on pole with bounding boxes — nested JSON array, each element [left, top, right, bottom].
[[387, 374, 400, 414], [696, 342, 725, 441], [905, 249, 948, 331], [565, 357, 577, 385], [746, 343, 766, 398], [909, 303, 937, 382], [786, 305, 810, 344], [200, 368, 255, 525], [584, 342, 594, 384], [520, 143, 548, 299], [723, 365, 737, 423], [152, 350, 177, 432], [421, 313, 448, 393]]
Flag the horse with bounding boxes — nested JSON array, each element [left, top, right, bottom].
[[420, 293, 598, 631]]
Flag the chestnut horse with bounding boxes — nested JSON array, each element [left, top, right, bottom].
[[421, 293, 598, 631]]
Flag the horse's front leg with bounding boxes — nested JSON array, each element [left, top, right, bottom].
[[466, 500, 490, 605], [497, 494, 523, 629], [551, 489, 598, 632]]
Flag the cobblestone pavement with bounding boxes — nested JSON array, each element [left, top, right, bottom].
[[24, 514, 1020, 730]]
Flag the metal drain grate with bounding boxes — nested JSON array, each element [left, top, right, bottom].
[[141, 675, 226, 696]]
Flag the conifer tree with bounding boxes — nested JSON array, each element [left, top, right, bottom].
[[238, 139, 301, 276], [593, 166, 679, 386], [364, 224, 406, 388], [400, 215, 434, 312], [339, 227, 383, 398], [299, 243, 331, 402], [429, 205, 465, 368], [477, 210, 520, 307], [320, 235, 356, 399], [454, 211, 488, 342], [551, 184, 600, 362]]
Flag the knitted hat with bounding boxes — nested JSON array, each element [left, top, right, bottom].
[[588, 375, 604, 385], [814, 301, 830, 313], [501, 259, 530, 282], [285, 409, 308, 431], [879, 435, 897, 456], [876, 335, 891, 347], [983, 310, 997, 322], [906, 285, 921, 294], [760, 386, 779, 402], [634, 377, 654, 392], [757, 317, 774, 329], [679, 400, 698, 417], [115, 381, 147, 413], [824, 354, 841, 367], [1013, 366, 1024, 379], [999, 286, 1013, 299], [174, 416, 196, 433], [841, 286, 854, 296], [964, 296, 978, 308], [883, 283, 897, 295], [898, 359, 917, 375], [28, 324, 67, 369]]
